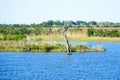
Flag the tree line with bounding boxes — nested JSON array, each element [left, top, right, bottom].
[[0, 20, 120, 27]]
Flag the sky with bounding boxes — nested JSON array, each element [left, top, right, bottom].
[[0, 0, 120, 24]]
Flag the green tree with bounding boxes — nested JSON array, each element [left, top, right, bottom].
[[47, 20, 54, 26], [88, 21, 97, 26]]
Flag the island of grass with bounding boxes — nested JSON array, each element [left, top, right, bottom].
[[0, 41, 106, 52]]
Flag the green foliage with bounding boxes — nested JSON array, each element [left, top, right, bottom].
[[0, 40, 106, 52], [2, 34, 26, 41], [33, 27, 41, 35], [47, 20, 54, 26], [88, 21, 97, 26], [76, 44, 89, 51], [40, 22, 48, 27], [23, 45, 31, 52], [3, 34, 7, 40], [36, 38, 42, 41], [0, 20, 120, 42], [88, 27, 120, 37], [54, 20, 63, 26], [10, 35, 26, 40], [0, 20, 120, 28], [87, 27, 96, 37], [22, 43, 66, 52]]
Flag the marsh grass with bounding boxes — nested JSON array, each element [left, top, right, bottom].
[[26, 27, 120, 42], [0, 41, 106, 52], [0, 27, 120, 42]]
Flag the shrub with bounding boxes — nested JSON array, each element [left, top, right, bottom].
[[87, 28, 120, 37]]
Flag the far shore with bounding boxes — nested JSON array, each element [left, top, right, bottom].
[[28, 35, 120, 42]]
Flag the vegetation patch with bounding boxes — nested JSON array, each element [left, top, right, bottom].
[[88, 27, 120, 37], [0, 41, 106, 52]]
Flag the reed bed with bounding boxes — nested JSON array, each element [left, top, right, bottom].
[[0, 41, 106, 52]]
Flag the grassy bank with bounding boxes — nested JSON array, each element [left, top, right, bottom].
[[0, 41, 106, 52]]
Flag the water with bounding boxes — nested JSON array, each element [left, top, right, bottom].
[[0, 42, 120, 80]]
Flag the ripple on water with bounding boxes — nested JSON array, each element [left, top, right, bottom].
[[0, 42, 120, 80]]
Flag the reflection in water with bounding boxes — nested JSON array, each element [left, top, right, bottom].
[[0, 42, 120, 80]]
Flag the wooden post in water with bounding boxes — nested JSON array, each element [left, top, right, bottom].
[[62, 22, 72, 55]]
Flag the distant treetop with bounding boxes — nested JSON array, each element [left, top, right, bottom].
[[0, 20, 120, 27]]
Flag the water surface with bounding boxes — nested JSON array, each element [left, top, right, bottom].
[[0, 42, 120, 80]]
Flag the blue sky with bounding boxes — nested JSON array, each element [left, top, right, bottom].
[[0, 0, 120, 24]]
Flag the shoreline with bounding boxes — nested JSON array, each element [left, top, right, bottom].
[[0, 42, 106, 52]]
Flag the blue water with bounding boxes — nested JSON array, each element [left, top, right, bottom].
[[0, 42, 120, 80]]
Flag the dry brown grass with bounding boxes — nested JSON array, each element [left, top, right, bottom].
[[26, 27, 120, 42], [1, 27, 120, 42]]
